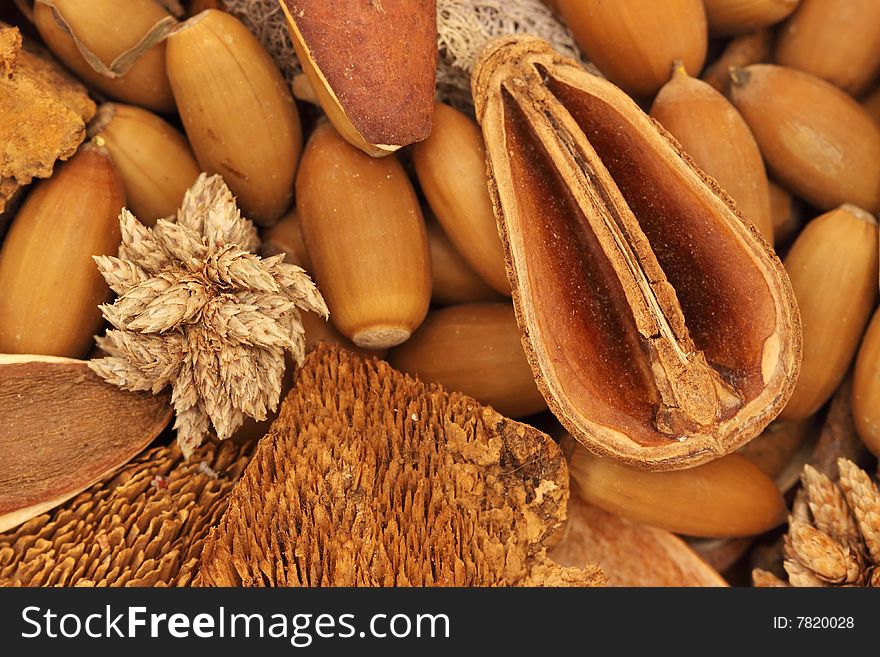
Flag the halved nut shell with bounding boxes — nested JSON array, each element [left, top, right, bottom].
[[472, 37, 801, 470]]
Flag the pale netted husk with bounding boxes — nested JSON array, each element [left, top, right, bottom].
[[221, 0, 579, 109], [196, 344, 604, 587], [0, 439, 254, 587]]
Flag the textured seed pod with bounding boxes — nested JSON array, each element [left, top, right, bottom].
[[166, 9, 302, 225], [853, 309, 880, 457], [730, 65, 880, 214], [567, 438, 786, 538], [704, 0, 800, 35], [651, 63, 773, 243], [701, 29, 771, 93], [427, 218, 504, 306], [556, 0, 707, 97], [88, 103, 199, 225], [33, 0, 176, 112], [296, 122, 431, 349], [389, 303, 547, 418], [196, 344, 603, 587], [412, 102, 510, 295], [0, 144, 124, 357], [780, 205, 878, 421], [767, 179, 803, 245], [0, 440, 254, 587], [775, 0, 880, 97]]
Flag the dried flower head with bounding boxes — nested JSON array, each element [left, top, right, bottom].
[[89, 173, 327, 456], [753, 458, 880, 587]]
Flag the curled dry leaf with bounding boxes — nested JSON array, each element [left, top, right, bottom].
[[196, 345, 604, 587], [89, 173, 327, 456], [0, 355, 171, 534], [0, 23, 95, 215], [472, 36, 800, 470], [0, 439, 254, 586]]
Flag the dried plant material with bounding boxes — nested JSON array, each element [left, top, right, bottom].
[[89, 173, 327, 456], [0, 355, 171, 534], [754, 458, 880, 587], [811, 376, 873, 479], [551, 493, 727, 586], [0, 24, 95, 214], [473, 36, 800, 470], [196, 345, 604, 587], [0, 439, 254, 586]]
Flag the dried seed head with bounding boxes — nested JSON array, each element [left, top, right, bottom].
[[196, 345, 603, 587]]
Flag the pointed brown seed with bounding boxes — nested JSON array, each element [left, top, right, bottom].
[[472, 36, 800, 470], [556, 0, 707, 97], [0, 144, 124, 357], [775, 0, 880, 97], [88, 103, 200, 226], [704, 0, 800, 36], [389, 303, 546, 418], [780, 205, 878, 421], [279, 0, 436, 157], [296, 122, 431, 350], [853, 309, 880, 457], [33, 0, 176, 112], [412, 102, 510, 295], [767, 179, 803, 245], [651, 62, 774, 243], [566, 438, 787, 538], [426, 218, 504, 306], [701, 28, 772, 93], [166, 9, 302, 225], [729, 64, 880, 214]]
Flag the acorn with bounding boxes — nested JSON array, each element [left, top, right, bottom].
[[567, 439, 787, 538], [556, 0, 707, 97], [296, 122, 431, 350], [729, 64, 880, 214], [651, 62, 773, 243], [166, 9, 302, 226], [412, 102, 510, 295], [260, 208, 312, 272], [33, 0, 176, 113], [701, 29, 771, 93], [853, 309, 880, 457], [779, 205, 878, 421], [88, 103, 199, 225], [0, 143, 124, 357], [426, 218, 504, 306], [704, 0, 800, 35], [767, 179, 803, 245], [775, 0, 880, 97], [389, 303, 546, 418]]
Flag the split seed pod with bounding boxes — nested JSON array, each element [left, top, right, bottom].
[[279, 0, 436, 157], [413, 102, 510, 295], [566, 439, 787, 538], [33, 0, 176, 112], [88, 103, 200, 225], [853, 309, 880, 457], [729, 64, 880, 214], [296, 122, 431, 349], [651, 63, 773, 243], [703, 0, 801, 36], [779, 205, 878, 421], [556, 0, 707, 97], [472, 37, 801, 470], [166, 9, 302, 225], [775, 0, 880, 97], [0, 144, 124, 357], [389, 303, 547, 418]]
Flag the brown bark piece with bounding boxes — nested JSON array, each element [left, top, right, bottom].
[[0, 355, 171, 534], [0, 439, 254, 586], [196, 344, 603, 587], [0, 24, 95, 213], [551, 493, 727, 586]]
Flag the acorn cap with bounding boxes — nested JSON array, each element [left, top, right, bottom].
[[196, 345, 604, 586]]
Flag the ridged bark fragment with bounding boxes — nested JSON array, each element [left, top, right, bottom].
[[196, 345, 603, 587]]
